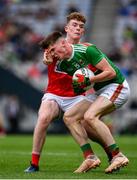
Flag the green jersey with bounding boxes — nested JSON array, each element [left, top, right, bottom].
[[57, 44, 125, 91]]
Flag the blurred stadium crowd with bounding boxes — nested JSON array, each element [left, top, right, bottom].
[[0, 0, 137, 135], [111, 0, 137, 77]]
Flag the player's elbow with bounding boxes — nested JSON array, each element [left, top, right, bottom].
[[110, 70, 116, 78], [107, 69, 116, 79]]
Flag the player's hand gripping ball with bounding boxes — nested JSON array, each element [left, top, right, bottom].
[[72, 67, 94, 94]]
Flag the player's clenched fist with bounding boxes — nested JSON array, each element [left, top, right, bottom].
[[43, 50, 53, 65]]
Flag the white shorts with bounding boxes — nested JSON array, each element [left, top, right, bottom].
[[87, 80, 130, 108], [42, 93, 92, 112]]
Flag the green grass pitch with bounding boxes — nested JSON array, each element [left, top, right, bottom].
[[0, 134, 136, 179]]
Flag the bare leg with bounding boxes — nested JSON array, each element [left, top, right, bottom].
[[83, 120, 106, 144], [84, 96, 129, 173], [64, 100, 91, 146], [84, 96, 116, 146], [32, 100, 59, 161], [64, 100, 101, 173], [65, 98, 115, 160]]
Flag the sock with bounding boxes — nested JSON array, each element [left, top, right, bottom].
[[104, 146, 113, 162], [81, 143, 94, 159], [32, 152, 40, 166], [107, 144, 120, 159]]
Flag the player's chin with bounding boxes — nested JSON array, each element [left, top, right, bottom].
[[73, 35, 81, 39]]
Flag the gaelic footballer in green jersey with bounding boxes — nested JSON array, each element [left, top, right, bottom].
[[40, 31, 130, 173], [57, 43, 125, 92], [40, 31, 126, 93]]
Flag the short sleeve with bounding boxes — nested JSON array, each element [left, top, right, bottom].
[[86, 45, 104, 66]]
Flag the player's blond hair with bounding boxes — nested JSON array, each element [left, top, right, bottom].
[[66, 12, 86, 24]]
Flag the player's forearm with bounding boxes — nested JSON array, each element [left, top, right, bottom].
[[90, 70, 116, 83]]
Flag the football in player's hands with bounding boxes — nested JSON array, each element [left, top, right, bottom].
[[72, 67, 94, 91]]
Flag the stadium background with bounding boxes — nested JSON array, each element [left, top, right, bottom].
[[0, 0, 137, 135]]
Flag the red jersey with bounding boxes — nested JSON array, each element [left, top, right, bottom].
[[45, 59, 76, 96]]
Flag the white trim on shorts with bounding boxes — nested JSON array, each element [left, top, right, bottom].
[[42, 93, 92, 112]]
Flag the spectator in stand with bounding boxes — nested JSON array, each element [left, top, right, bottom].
[[5, 95, 20, 134]]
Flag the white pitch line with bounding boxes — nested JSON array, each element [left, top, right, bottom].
[[0, 151, 74, 156], [0, 151, 137, 158]]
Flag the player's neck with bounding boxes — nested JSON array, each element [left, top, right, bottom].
[[66, 37, 80, 44], [66, 45, 73, 59]]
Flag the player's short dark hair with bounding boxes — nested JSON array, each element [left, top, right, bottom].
[[39, 31, 63, 49], [66, 12, 86, 24]]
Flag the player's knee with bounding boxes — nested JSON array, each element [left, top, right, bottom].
[[38, 112, 51, 129], [84, 111, 96, 124], [63, 113, 76, 126], [63, 114, 71, 126]]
